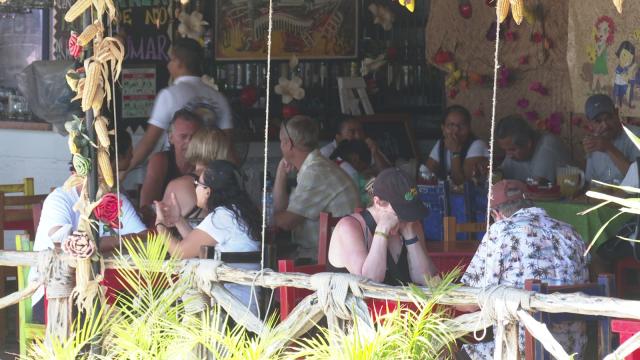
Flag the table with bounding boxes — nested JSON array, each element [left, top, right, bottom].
[[536, 201, 633, 250]]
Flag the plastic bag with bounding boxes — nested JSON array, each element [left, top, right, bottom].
[[16, 60, 80, 135]]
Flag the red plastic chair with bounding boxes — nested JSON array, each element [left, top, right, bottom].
[[612, 319, 640, 360]]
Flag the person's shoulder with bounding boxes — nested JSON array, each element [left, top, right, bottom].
[[43, 186, 75, 205], [470, 139, 488, 148]]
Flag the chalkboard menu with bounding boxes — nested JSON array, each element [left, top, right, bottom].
[[115, 0, 172, 127]]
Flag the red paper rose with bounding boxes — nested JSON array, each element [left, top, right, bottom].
[[93, 193, 122, 229], [68, 31, 83, 59]]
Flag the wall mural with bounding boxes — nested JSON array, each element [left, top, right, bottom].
[[215, 0, 358, 60], [568, 0, 640, 117]]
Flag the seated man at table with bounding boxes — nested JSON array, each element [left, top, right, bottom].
[[460, 180, 589, 359], [320, 116, 391, 173], [274, 115, 360, 262], [497, 115, 570, 184], [29, 130, 147, 323], [139, 108, 204, 224], [583, 94, 640, 186]]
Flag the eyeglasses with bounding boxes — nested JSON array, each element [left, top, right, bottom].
[[282, 119, 294, 147], [194, 179, 209, 188]]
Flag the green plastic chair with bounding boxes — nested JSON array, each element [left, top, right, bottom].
[[16, 233, 45, 358]]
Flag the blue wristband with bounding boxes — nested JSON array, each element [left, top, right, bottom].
[[403, 236, 419, 246]]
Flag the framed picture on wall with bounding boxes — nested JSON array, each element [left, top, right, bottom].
[[215, 0, 358, 60]]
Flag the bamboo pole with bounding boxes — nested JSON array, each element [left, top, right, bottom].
[[4, 251, 640, 322]]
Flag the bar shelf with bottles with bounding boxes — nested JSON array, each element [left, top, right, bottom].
[[209, 0, 444, 140]]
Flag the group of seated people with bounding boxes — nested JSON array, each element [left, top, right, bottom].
[[30, 91, 628, 358]]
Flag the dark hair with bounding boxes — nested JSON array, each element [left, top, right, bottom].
[[330, 139, 372, 165], [495, 115, 538, 147], [335, 116, 360, 135], [171, 38, 204, 76], [202, 160, 261, 243], [68, 128, 132, 172], [616, 41, 636, 61], [108, 129, 133, 162], [442, 105, 471, 125], [169, 108, 204, 134]]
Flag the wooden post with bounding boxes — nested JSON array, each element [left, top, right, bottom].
[[44, 249, 75, 350]]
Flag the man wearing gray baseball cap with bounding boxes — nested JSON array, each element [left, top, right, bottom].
[[583, 93, 640, 185]]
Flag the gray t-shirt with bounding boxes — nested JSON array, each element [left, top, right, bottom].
[[500, 133, 569, 183], [585, 125, 640, 184]]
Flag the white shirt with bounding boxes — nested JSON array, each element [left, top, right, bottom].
[[319, 140, 338, 159], [501, 133, 570, 183], [148, 76, 233, 148], [428, 139, 489, 170], [30, 187, 146, 305], [622, 162, 640, 188], [196, 207, 260, 315], [586, 125, 640, 184]]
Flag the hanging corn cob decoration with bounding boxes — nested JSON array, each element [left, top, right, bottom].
[[97, 148, 114, 188], [613, 0, 624, 13], [496, 0, 525, 25]]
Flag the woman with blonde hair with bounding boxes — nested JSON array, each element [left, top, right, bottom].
[[161, 127, 233, 227]]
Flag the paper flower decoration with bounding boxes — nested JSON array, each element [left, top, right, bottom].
[[546, 112, 563, 134], [529, 81, 549, 95], [275, 76, 305, 104], [63, 231, 95, 258], [93, 193, 122, 229], [361, 54, 387, 76], [517, 98, 529, 109], [497, 66, 511, 88], [448, 88, 459, 99], [369, 4, 395, 31], [399, 0, 415, 12], [68, 31, 83, 59], [201, 75, 219, 91], [524, 111, 540, 122], [178, 11, 208, 40]]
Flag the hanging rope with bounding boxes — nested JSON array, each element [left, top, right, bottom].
[[260, 0, 274, 270], [485, 9, 502, 229]]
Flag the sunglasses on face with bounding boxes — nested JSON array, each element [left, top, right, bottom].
[[282, 119, 294, 146], [194, 179, 209, 188]]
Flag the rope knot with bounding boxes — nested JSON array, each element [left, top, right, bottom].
[[477, 285, 531, 324], [310, 272, 366, 320]]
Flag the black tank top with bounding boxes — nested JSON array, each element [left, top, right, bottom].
[[327, 209, 411, 286]]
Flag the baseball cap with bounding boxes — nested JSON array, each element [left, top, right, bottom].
[[372, 168, 428, 222], [585, 94, 616, 120], [490, 180, 527, 208]]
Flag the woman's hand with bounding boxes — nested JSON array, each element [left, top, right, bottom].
[[444, 132, 463, 153], [154, 193, 182, 226]]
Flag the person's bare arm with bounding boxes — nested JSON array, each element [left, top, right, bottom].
[[159, 226, 216, 259], [365, 138, 391, 171], [139, 152, 168, 208], [274, 211, 306, 231], [329, 217, 389, 283], [464, 157, 489, 182], [99, 230, 149, 253], [401, 222, 437, 285], [124, 124, 165, 178]]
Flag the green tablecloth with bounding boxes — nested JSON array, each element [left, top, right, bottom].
[[536, 201, 633, 250]]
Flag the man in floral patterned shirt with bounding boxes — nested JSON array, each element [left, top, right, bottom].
[[461, 180, 589, 359]]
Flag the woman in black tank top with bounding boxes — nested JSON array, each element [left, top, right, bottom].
[[327, 168, 438, 286]]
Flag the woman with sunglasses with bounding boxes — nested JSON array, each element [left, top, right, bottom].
[[154, 160, 261, 314]]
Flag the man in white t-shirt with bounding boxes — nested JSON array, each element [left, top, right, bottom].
[[30, 131, 147, 323], [583, 94, 640, 185], [320, 117, 390, 173], [122, 38, 233, 180], [497, 115, 570, 184]]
